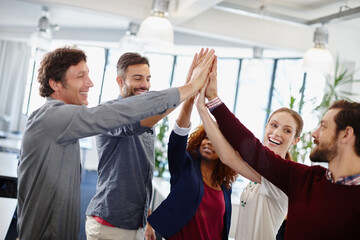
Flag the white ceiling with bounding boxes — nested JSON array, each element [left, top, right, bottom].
[[0, 0, 360, 53]]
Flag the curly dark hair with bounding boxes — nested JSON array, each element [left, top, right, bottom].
[[187, 125, 238, 189], [38, 46, 87, 97]]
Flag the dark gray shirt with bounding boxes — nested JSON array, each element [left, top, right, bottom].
[[86, 94, 156, 229], [17, 88, 179, 240]]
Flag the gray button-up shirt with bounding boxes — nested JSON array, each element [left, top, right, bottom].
[[18, 88, 179, 239]]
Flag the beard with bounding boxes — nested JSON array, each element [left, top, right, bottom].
[[122, 84, 148, 97], [121, 84, 134, 97], [310, 139, 338, 163]]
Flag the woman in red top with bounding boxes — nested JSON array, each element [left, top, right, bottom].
[[149, 52, 237, 240]]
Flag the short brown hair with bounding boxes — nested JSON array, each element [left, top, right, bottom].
[[116, 52, 149, 78], [329, 100, 360, 156], [38, 46, 87, 97]]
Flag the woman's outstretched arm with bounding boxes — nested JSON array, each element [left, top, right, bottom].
[[196, 59, 261, 183]]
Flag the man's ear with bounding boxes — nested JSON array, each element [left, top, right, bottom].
[[49, 79, 62, 91], [340, 126, 354, 144], [116, 76, 124, 88]]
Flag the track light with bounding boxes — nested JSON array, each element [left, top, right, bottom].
[[119, 22, 143, 53], [303, 26, 334, 75], [137, 0, 174, 47], [29, 6, 59, 51]]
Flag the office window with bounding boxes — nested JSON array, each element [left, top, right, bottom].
[[217, 58, 240, 113], [82, 46, 106, 107], [100, 49, 120, 103], [166, 55, 200, 128], [235, 59, 274, 139], [146, 53, 174, 91], [22, 51, 46, 115], [271, 59, 305, 112], [300, 71, 327, 132]]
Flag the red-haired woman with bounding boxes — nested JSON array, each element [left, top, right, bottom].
[[196, 58, 303, 240]]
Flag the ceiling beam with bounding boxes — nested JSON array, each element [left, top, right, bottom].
[[215, 2, 360, 26], [169, 0, 222, 25], [307, 6, 360, 25]]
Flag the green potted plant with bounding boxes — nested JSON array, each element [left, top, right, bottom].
[[154, 116, 169, 177]]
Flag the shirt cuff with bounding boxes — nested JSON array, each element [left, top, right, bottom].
[[206, 97, 223, 111], [173, 121, 191, 136]]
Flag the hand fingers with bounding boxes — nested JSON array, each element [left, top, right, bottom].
[[198, 48, 204, 60], [196, 48, 211, 65], [196, 48, 206, 65], [202, 50, 216, 77], [211, 56, 217, 74], [186, 53, 198, 84], [198, 49, 215, 70]]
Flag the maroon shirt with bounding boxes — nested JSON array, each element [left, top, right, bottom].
[[169, 182, 225, 240], [211, 103, 360, 240]]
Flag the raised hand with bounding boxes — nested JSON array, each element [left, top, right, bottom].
[[185, 48, 205, 84], [177, 48, 215, 102], [185, 49, 202, 102], [205, 55, 218, 101], [187, 49, 215, 92]]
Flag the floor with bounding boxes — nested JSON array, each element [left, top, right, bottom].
[[5, 170, 98, 240]]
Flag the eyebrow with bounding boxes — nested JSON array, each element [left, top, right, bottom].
[[76, 70, 87, 75], [320, 120, 328, 125], [270, 119, 295, 129], [132, 74, 151, 78]]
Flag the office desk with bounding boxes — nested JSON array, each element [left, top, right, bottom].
[[0, 152, 18, 179], [0, 197, 17, 240]]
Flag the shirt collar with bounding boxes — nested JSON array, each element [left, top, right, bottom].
[[325, 169, 360, 185]]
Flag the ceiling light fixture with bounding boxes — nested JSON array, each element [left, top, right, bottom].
[[303, 25, 334, 75], [29, 6, 59, 51], [119, 22, 143, 53], [137, 0, 174, 47], [253, 46, 263, 59]]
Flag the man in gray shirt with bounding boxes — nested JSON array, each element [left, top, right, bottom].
[[17, 47, 215, 239]]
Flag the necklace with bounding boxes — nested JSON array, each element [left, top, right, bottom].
[[240, 181, 258, 207]]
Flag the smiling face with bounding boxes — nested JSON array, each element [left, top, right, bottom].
[[51, 60, 94, 105], [117, 64, 151, 97], [263, 111, 300, 158], [199, 136, 219, 161], [310, 109, 340, 163]]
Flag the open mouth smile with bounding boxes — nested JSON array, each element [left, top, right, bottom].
[[269, 137, 281, 145]]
